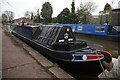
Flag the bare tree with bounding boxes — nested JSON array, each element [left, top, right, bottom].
[[2, 13, 7, 21], [77, 2, 97, 15], [25, 11, 30, 19], [77, 2, 97, 23], [84, 2, 97, 13], [4, 11, 14, 23], [1, 13, 8, 25], [30, 12, 34, 20]]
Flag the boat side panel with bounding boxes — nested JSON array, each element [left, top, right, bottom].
[[12, 25, 33, 39], [57, 24, 120, 37]]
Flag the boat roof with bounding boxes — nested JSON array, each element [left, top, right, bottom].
[[23, 25, 38, 28], [41, 24, 56, 27], [112, 8, 120, 11]]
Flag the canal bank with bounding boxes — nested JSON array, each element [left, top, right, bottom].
[[0, 27, 2, 79]]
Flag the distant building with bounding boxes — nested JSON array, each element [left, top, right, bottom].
[[89, 15, 99, 24], [99, 10, 111, 24], [92, 15, 99, 19], [111, 8, 120, 25], [14, 17, 32, 24]]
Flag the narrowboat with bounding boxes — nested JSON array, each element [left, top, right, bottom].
[[11, 24, 113, 76], [56, 24, 120, 38]]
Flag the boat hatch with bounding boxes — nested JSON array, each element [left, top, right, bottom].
[[72, 54, 104, 61]]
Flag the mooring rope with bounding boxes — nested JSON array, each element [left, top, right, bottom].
[[95, 50, 109, 80]]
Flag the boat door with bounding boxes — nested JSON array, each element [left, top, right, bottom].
[[71, 25, 76, 32]]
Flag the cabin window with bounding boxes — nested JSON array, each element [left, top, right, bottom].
[[32, 27, 38, 35], [108, 25, 120, 34], [32, 27, 42, 39], [95, 26, 105, 32], [111, 26, 120, 33], [72, 26, 76, 32], [78, 26, 83, 31]]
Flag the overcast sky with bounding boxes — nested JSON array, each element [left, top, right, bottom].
[[0, 0, 119, 19]]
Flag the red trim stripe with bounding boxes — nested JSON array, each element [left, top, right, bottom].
[[86, 54, 104, 60]]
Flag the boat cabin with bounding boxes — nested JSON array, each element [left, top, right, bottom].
[[12, 24, 87, 51], [32, 25, 87, 51]]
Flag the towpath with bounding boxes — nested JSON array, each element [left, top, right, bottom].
[[0, 27, 2, 79]]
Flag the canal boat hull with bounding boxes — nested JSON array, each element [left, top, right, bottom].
[[11, 24, 113, 76]]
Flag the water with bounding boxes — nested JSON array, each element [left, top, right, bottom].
[[75, 33, 119, 58]]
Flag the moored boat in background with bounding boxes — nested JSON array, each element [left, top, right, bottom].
[[56, 24, 120, 42]]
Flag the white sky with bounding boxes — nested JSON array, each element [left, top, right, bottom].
[[0, 0, 119, 19]]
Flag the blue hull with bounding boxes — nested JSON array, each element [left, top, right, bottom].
[[56, 24, 120, 38]]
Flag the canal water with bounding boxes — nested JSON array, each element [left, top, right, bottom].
[[75, 33, 119, 58]]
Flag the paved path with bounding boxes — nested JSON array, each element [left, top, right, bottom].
[[0, 27, 2, 79], [2, 30, 55, 78]]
